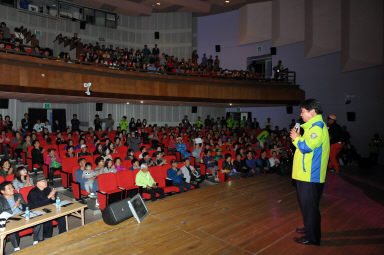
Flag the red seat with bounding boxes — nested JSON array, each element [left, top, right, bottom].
[[60, 157, 78, 188], [116, 170, 138, 198], [19, 185, 36, 203], [5, 174, 14, 182], [96, 173, 123, 210]]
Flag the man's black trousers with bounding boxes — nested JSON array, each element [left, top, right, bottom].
[[296, 180, 324, 244]]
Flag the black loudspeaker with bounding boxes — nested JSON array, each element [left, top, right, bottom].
[[102, 198, 133, 225], [96, 103, 103, 111], [0, 99, 9, 109], [215, 45, 221, 52], [270, 47, 276, 55], [286, 106, 293, 114], [347, 112, 356, 122], [192, 106, 197, 113], [154, 31, 159, 39], [80, 21, 86, 30]]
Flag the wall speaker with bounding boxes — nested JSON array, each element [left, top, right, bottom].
[[96, 103, 103, 112], [80, 21, 86, 30], [347, 112, 356, 122], [192, 106, 197, 113], [154, 31, 159, 39], [102, 198, 133, 225], [0, 99, 9, 109], [215, 45, 221, 52], [286, 106, 293, 114], [270, 47, 276, 55]]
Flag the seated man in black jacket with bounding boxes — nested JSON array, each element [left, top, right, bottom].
[[27, 175, 66, 244], [31, 140, 45, 172], [0, 182, 27, 252]]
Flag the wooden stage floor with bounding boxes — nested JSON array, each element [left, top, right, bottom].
[[18, 173, 384, 255]]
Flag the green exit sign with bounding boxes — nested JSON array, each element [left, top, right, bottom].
[[258, 46, 262, 52], [237, 107, 241, 112], [43, 103, 51, 109]]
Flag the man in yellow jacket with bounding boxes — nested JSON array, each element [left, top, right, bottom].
[[290, 99, 330, 246]]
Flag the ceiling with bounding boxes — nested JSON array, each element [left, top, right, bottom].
[[71, 0, 269, 16]]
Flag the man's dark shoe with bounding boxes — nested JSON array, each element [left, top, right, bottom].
[[296, 227, 305, 234], [294, 236, 320, 246]]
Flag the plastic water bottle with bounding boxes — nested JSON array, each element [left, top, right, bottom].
[[25, 207, 30, 221], [55, 196, 61, 209]]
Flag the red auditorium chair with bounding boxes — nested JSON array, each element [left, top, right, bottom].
[[5, 174, 14, 182], [27, 146, 49, 176], [116, 170, 138, 198], [96, 173, 123, 210], [60, 157, 78, 188], [0, 176, 4, 185]]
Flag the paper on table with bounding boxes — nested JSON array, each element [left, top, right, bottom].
[[60, 200, 73, 206], [21, 211, 43, 219], [0, 212, 12, 220]]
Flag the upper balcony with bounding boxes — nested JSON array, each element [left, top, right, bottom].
[[0, 51, 305, 106]]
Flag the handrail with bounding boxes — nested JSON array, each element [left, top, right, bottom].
[[0, 47, 299, 85]]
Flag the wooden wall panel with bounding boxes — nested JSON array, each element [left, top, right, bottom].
[[0, 53, 305, 105]]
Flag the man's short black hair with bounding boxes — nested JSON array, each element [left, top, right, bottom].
[[299, 99, 323, 114], [78, 157, 86, 164], [142, 152, 149, 158], [0, 181, 12, 192]]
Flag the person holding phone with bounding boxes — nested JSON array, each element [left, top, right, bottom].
[[0, 181, 28, 252]]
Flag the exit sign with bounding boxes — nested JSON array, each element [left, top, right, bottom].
[[43, 103, 51, 109], [257, 46, 262, 52]]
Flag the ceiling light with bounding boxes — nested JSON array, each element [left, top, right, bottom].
[[126, 102, 130, 105], [140, 100, 144, 104], [225, 0, 230, 3], [229, 103, 232, 106], [156, 2, 161, 6]]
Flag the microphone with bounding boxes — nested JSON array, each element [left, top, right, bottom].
[[295, 123, 300, 132]]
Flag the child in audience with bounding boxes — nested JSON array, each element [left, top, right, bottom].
[[82, 162, 96, 197]]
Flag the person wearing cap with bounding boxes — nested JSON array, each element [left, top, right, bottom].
[[0, 181, 28, 252], [77, 144, 91, 157], [167, 160, 191, 193], [290, 99, 330, 246], [327, 114, 345, 173], [176, 136, 190, 160], [135, 164, 164, 201], [45, 148, 62, 185], [28, 175, 66, 244]]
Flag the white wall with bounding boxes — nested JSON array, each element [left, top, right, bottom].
[[0, 6, 193, 59], [0, 100, 225, 129], [197, 10, 271, 70]]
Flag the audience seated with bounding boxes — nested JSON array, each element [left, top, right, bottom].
[[135, 163, 164, 201], [27, 175, 66, 244], [0, 181, 27, 252], [167, 160, 191, 193]]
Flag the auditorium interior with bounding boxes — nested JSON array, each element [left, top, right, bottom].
[[0, 0, 383, 254]]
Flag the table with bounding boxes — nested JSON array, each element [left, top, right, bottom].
[[0, 201, 87, 255]]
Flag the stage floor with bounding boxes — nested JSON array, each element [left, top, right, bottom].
[[18, 173, 384, 255]]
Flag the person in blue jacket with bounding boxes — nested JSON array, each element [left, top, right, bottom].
[[167, 160, 191, 193], [175, 137, 191, 159], [256, 150, 271, 174]]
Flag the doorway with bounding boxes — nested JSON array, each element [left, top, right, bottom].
[[28, 108, 47, 128], [52, 109, 67, 131]]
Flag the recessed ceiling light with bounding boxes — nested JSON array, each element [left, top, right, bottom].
[[229, 103, 232, 106], [156, 2, 161, 6], [126, 102, 130, 105], [140, 100, 144, 104], [225, 0, 230, 3]]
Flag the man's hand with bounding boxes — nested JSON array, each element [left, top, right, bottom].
[[146, 185, 151, 189], [177, 170, 182, 175], [152, 183, 157, 188], [14, 198, 21, 209], [290, 126, 300, 141], [48, 188, 56, 199]]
